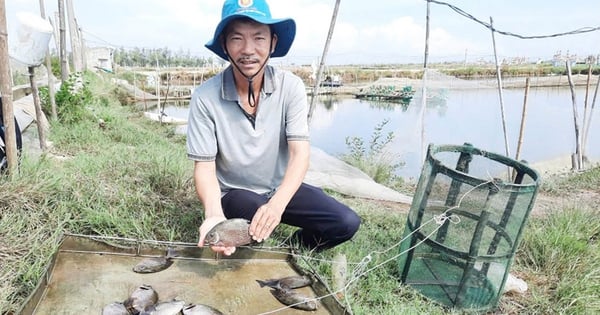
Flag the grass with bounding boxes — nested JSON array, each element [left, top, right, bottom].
[[1, 71, 599, 314]]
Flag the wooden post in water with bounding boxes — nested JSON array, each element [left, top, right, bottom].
[[0, 0, 19, 174], [489, 17, 511, 178], [565, 61, 583, 170], [418, 0, 431, 164], [515, 77, 530, 163], [307, 0, 341, 125]]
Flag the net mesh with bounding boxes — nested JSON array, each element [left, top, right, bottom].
[[398, 143, 540, 311]]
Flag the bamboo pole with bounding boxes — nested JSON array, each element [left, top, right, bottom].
[[58, 0, 69, 82], [418, 0, 431, 164], [490, 17, 510, 178], [565, 61, 582, 170], [66, 0, 82, 72], [580, 61, 592, 162], [582, 66, 599, 163], [307, 0, 341, 125], [39, 0, 58, 121], [515, 77, 530, 162], [0, 0, 18, 174], [28, 66, 48, 151]]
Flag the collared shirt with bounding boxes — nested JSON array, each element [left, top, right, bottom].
[[186, 65, 309, 195]]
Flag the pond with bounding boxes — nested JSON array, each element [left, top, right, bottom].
[[155, 85, 599, 180]]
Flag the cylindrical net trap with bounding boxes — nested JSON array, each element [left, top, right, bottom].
[[398, 143, 541, 311]]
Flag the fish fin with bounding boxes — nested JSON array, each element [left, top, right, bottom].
[[256, 279, 267, 287]]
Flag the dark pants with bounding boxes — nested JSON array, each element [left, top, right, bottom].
[[221, 183, 361, 251]]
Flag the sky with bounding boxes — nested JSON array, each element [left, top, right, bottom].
[[5, 0, 600, 65]]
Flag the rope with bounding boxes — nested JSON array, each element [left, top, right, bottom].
[[428, 0, 600, 39]]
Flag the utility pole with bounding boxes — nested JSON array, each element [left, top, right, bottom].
[[39, 0, 58, 121], [0, 0, 19, 174], [58, 0, 69, 82], [66, 0, 82, 72]]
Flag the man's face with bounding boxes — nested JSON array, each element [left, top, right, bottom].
[[223, 19, 278, 77]]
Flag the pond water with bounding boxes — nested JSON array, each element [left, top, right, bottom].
[[157, 86, 599, 180]]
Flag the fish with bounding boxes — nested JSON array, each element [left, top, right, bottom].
[[124, 284, 159, 315], [181, 303, 224, 315], [256, 275, 313, 290], [133, 248, 178, 273], [270, 288, 318, 311], [140, 299, 186, 315], [102, 301, 129, 315], [203, 218, 253, 247]]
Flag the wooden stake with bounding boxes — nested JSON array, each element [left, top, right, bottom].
[[0, 0, 19, 174], [58, 0, 69, 82], [307, 0, 341, 125], [28, 66, 48, 151], [582, 67, 599, 163], [565, 61, 582, 170], [39, 0, 58, 121], [580, 62, 592, 162], [66, 0, 82, 72], [490, 17, 510, 178], [418, 0, 431, 164], [515, 77, 530, 162]]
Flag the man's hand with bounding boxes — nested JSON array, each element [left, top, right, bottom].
[[249, 204, 283, 242], [198, 216, 236, 256]]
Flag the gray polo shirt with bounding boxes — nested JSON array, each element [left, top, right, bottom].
[[186, 65, 309, 195]]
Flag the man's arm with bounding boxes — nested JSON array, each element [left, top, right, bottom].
[[249, 140, 310, 241], [194, 160, 236, 255]]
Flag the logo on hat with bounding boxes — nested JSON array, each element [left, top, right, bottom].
[[238, 0, 253, 7]]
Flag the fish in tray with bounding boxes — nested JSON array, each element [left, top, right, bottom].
[[270, 288, 319, 311], [203, 218, 253, 247], [256, 275, 313, 290], [140, 299, 186, 315], [102, 301, 129, 315], [133, 248, 178, 273], [124, 284, 159, 315], [182, 303, 225, 315]]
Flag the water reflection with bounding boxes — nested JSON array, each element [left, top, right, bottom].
[[153, 87, 599, 180]]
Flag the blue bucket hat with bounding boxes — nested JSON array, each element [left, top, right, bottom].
[[205, 0, 296, 60]]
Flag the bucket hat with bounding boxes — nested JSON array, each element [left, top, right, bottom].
[[205, 0, 296, 60]]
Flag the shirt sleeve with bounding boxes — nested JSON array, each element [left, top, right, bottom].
[[186, 88, 218, 161], [285, 74, 310, 141]]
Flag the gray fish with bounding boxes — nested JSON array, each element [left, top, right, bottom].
[[270, 288, 318, 311], [182, 303, 224, 315], [102, 301, 129, 315], [256, 275, 313, 290], [141, 299, 186, 315], [203, 218, 253, 247], [133, 248, 178, 273], [124, 284, 158, 315]]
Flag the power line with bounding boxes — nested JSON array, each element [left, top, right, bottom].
[[428, 0, 600, 39]]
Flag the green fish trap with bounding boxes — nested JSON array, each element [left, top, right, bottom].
[[398, 143, 540, 312]]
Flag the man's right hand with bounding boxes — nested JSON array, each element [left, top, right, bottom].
[[198, 216, 236, 256]]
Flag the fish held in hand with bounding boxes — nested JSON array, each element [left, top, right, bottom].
[[256, 275, 313, 290], [182, 303, 224, 315], [270, 288, 318, 311], [133, 248, 178, 274], [124, 284, 158, 315], [203, 218, 253, 247]]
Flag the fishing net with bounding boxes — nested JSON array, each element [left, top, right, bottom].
[[398, 143, 540, 312]]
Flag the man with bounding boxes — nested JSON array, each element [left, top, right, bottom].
[[186, 0, 360, 255]]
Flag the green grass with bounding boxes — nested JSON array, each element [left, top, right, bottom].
[[1, 71, 599, 314]]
